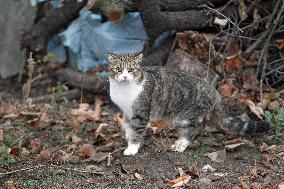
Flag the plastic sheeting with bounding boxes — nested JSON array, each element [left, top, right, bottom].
[[30, 0, 147, 72]]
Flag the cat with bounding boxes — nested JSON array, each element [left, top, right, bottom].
[[108, 53, 269, 156]]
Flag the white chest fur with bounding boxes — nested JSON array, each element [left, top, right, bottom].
[[109, 79, 144, 118]]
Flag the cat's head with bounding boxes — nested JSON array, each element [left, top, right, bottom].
[[108, 53, 143, 82]]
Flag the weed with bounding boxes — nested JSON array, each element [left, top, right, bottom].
[[264, 108, 284, 134]]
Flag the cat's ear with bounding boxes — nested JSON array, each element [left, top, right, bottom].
[[134, 53, 143, 61], [108, 53, 118, 62], [136, 53, 143, 60]]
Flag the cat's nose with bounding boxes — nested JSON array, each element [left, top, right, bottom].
[[123, 76, 127, 80]]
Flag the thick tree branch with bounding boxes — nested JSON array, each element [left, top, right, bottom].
[[21, 0, 87, 52]]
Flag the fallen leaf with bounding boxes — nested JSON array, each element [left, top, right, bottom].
[[214, 17, 228, 27], [71, 101, 101, 122], [168, 175, 191, 188], [149, 120, 171, 133], [70, 134, 82, 144], [227, 38, 240, 56], [225, 143, 245, 150], [244, 100, 263, 120], [242, 68, 259, 90], [224, 55, 243, 74], [37, 148, 53, 160], [134, 172, 143, 180], [113, 113, 122, 129], [275, 39, 284, 50], [121, 164, 144, 174], [187, 163, 202, 178], [85, 152, 108, 163], [95, 123, 109, 139], [25, 138, 42, 153], [218, 83, 237, 97], [224, 138, 255, 150], [76, 144, 96, 158], [10, 147, 20, 157], [206, 149, 226, 162], [239, 180, 250, 189]]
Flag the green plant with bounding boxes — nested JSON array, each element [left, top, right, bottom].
[[264, 108, 284, 134]]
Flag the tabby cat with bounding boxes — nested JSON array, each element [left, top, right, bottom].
[[108, 53, 269, 156]]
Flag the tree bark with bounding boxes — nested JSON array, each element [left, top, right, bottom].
[[53, 68, 108, 95]]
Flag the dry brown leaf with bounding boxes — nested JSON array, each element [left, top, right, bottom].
[[275, 39, 284, 50], [224, 138, 255, 149], [244, 100, 263, 120], [71, 117, 83, 133], [206, 149, 226, 162], [168, 175, 191, 187], [239, 180, 250, 189], [242, 68, 259, 90], [218, 83, 237, 97], [71, 101, 101, 122], [76, 144, 96, 158], [25, 138, 42, 153], [0, 129, 3, 144], [224, 55, 243, 74], [177, 31, 214, 64], [227, 38, 240, 56], [113, 113, 122, 129], [148, 119, 171, 133], [84, 152, 108, 163]]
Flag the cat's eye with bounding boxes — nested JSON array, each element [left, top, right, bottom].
[[111, 68, 122, 73], [128, 68, 138, 73]]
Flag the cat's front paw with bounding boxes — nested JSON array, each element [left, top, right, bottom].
[[171, 138, 191, 152], [123, 143, 140, 156]]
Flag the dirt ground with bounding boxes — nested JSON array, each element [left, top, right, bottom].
[[0, 77, 284, 189]]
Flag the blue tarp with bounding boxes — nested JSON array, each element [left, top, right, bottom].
[[31, 0, 147, 72]]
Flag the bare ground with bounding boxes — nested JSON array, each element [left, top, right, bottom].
[[0, 78, 284, 189]]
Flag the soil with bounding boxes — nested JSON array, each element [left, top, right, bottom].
[[0, 77, 284, 189]]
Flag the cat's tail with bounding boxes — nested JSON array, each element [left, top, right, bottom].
[[224, 117, 270, 135]]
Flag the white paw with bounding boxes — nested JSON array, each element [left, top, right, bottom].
[[171, 138, 191, 152], [123, 143, 140, 156]]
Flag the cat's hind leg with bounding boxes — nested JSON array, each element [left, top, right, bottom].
[[171, 120, 193, 152]]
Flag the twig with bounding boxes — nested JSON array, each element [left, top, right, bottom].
[[245, 0, 282, 53], [0, 165, 45, 176], [200, 5, 244, 33], [258, 0, 284, 107], [29, 88, 81, 104]]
